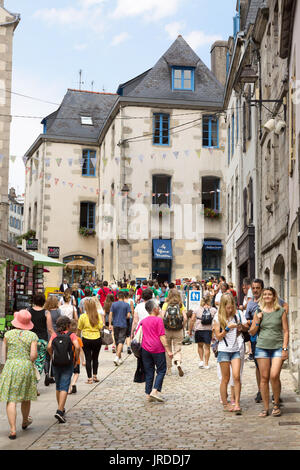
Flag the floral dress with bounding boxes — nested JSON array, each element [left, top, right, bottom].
[[0, 329, 38, 403]]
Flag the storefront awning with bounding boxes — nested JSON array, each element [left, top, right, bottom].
[[27, 251, 65, 267], [203, 240, 223, 251], [153, 240, 172, 259]]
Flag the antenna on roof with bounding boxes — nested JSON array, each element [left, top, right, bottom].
[[79, 69, 84, 90], [91, 81, 94, 92], [102, 85, 106, 92]]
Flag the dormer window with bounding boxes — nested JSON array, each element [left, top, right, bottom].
[[81, 116, 93, 126], [172, 67, 194, 91]]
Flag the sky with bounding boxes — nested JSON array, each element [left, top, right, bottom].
[[6, 0, 237, 194]]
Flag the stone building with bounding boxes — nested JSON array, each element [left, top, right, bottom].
[[98, 36, 227, 282], [7, 187, 24, 245], [0, 1, 19, 242], [23, 89, 118, 287], [279, 0, 299, 378], [223, 0, 263, 301]]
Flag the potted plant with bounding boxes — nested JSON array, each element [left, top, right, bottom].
[[204, 207, 221, 219], [79, 227, 96, 237]]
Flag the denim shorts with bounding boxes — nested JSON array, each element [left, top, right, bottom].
[[255, 347, 282, 359], [53, 365, 74, 392], [217, 351, 240, 363]]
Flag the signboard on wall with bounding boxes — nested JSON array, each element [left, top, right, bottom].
[[48, 247, 60, 259], [26, 239, 38, 251]]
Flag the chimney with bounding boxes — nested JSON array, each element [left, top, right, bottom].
[[210, 41, 229, 86], [0, 1, 4, 8]]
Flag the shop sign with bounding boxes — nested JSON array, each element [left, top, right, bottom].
[[48, 247, 60, 259], [26, 239, 38, 251]]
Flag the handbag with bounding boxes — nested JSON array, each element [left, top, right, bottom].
[[131, 324, 143, 358], [100, 328, 114, 346]]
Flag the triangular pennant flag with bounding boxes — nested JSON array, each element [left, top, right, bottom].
[[68, 158, 73, 167], [62, 181, 66, 186], [163, 153, 167, 159], [45, 158, 50, 167], [138, 154, 144, 162], [103, 158, 108, 167], [209, 148, 213, 154], [173, 151, 179, 159], [196, 149, 201, 159], [22, 156, 27, 165], [39, 172, 43, 179], [83, 186, 87, 190], [10, 155, 16, 163], [55, 178, 59, 185], [56, 158, 62, 167], [45, 174, 51, 181], [90, 188, 94, 192], [115, 157, 120, 165], [185, 150, 190, 157], [32, 169, 36, 175], [151, 154, 155, 159], [96, 189, 99, 195]]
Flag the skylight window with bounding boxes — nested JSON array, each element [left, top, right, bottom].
[[81, 116, 93, 126]]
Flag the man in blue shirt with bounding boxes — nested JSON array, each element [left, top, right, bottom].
[[109, 291, 131, 366]]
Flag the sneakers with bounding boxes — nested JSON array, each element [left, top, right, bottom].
[[150, 391, 165, 403], [114, 357, 123, 366], [112, 346, 116, 354], [255, 391, 262, 403], [177, 365, 184, 377], [54, 410, 66, 424], [204, 365, 210, 370], [199, 361, 204, 368]]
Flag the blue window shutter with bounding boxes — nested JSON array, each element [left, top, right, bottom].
[[153, 113, 170, 146], [82, 149, 96, 176], [231, 114, 235, 157], [202, 115, 219, 148]]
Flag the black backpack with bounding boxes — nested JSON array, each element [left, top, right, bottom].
[[164, 304, 183, 330], [52, 332, 73, 367], [201, 308, 213, 326]]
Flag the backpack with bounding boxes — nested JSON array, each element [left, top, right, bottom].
[[201, 308, 213, 326], [52, 332, 74, 367], [163, 304, 183, 331]]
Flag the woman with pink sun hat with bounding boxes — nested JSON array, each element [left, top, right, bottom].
[[0, 310, 38, 440]]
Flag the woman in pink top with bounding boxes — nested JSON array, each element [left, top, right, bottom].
[[138, 300, 173, 403]]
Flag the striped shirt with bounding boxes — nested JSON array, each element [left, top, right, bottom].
[[213, 313, 240, 353]]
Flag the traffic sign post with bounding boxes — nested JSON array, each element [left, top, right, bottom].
[[188, 290, 202, 312]]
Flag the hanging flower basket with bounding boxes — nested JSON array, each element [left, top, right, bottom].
[[79, 227, 96, 237], [204, 208, 221, 219]]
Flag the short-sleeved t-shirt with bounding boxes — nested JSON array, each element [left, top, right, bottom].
[[77, 313, 103, 340], [50, 330, 77, 343], [193, 306, 217, 331], [111, 301, 131, 328], [140, 315, 166, 354]]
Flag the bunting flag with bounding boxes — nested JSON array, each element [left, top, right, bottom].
[[39, 171, 43, 179], [10, 155, 16, 163], [196, 149, 201, 159], [150, 154, 155, 159], [45, 158, 50, 167], [138, 154, 144, 162], [55, 178, 59, 185], [184, 150, 190, 157], [22, 156, 27, 165], [163, 153, 167, 159], [68, 158, 73, 167], [56, 158, 62, 167], [173, 151, 179, 159], [45, 174, 51, 181], [115, 157, 120, 165]]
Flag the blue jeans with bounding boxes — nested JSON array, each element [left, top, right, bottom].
[[53, 365, 74, 392], [255, 346, 283, 359], [141, 348, 167, 395], [217, 351, 240, 363]]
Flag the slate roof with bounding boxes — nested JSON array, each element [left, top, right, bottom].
[[244, 0, 266, 31], [43, 89, 118, 142], [118, 36, 224, 107]]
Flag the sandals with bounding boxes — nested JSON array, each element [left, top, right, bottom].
[[93, 376, 100, 383], [8, 433, 17, 440], [272, 404, 282, 417], [85, 378, 93, 384], [259, 409, 269, 417], [22, 416, 33, 430], [223, 404, 234, 412], [233, 407, 242, 416]]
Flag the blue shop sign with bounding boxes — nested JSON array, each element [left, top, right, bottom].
[[153, 240, 173, 259], [203, 240, 223, 251]]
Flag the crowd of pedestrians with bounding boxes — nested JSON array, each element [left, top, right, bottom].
[[0, 274, 289, 438]]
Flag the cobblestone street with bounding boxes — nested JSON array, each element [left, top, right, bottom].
[[2, 343, 299, 451]]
